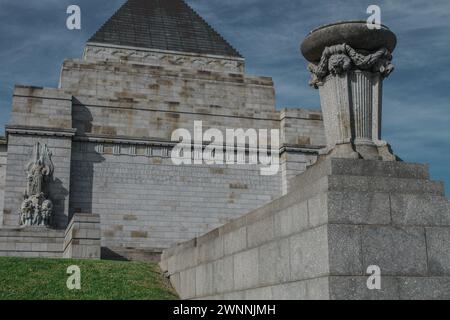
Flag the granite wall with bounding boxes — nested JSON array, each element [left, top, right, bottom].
[[160, 158, 450, 300]]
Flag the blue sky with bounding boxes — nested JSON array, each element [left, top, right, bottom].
[[0, 0, 449, 194]]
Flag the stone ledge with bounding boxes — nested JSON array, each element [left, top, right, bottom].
[[5, 126, 77, 138]]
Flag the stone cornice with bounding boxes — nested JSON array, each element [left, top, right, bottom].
[[5, 126, 77, 138], [85, 42, 246, 62], [74, 134, 322, 155], [83, 42, 245, 74]]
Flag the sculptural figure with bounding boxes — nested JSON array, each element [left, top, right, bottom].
[[19, 142, 54, 227], [307, 43, 394, 88]]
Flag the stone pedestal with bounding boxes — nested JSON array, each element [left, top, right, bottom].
[[319, 71, 391, 160]]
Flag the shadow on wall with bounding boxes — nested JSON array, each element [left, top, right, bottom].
[[69, 98, 105, 221], [48, 177, 69, 230]]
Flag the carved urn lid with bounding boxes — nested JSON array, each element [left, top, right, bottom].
[[301, 20, 397, 62]]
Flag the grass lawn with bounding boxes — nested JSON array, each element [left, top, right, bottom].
[[0, 257, 178, 300]]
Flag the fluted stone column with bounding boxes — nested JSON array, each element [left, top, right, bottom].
[[301, 21, 397, 160]]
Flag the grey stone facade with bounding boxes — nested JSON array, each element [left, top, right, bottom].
[[0, 0, 325, 257]]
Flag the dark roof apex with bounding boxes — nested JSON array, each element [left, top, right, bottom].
[[88, 0, 242, 58]]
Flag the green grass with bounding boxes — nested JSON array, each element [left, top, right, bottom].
[[0, 257, 178, 300]]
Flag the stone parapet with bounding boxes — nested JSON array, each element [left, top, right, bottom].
[[160, 158, 450, 300]]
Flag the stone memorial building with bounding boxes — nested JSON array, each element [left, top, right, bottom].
[[1, 0, 450, 300], [0, 0, 325, 259]]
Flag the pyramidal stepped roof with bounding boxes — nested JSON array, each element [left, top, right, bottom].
[[88, 0, 242, 58]]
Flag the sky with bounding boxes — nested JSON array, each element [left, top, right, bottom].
[[0, 0, 449, 195]]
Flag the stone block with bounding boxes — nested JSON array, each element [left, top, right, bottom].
[[307, 192, 328, 227], [425, 227, 450, 275], [233, 248, 259, 291], [398, 277, 450, 300], [198, 236, 224, 263], [223, 291, 245, 300], [305, 277, 330, 300], [327, 191, 391, 225], [329, 276, 399, 300], [170, 272, 180, 294], [361, 226, 427, 276], [195, 263, 214, 297], [246, 215, 274, 248], [328, 224, 363, 275], [244, 287, 273, 300], [258, 238, 290, 286], [223, 227, 246, 256], [31, 243, 48, 252], [175, 247, 198, 272], [273, 201, 308, 237], [329, 159, 430, 180], [213, 256, 234, 293], [391, 194, 450, 226], [179, 268, 196, 299], [290, 225, 329, 281], [327, 175, 444, 195], [71, 244, 100, 259], [271, 281, 308, 300]]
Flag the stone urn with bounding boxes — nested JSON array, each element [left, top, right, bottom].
[[301, 21, 397, 160]]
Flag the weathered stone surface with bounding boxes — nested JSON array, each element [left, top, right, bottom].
[[213, 256, 234, 294], [290, 225, 329, 281], [327, 191, 391, 225], [244, 287, 273, 300], [329, 276, 400, 300], [274, 201, 309, 237], [179, 268, 196, 299], [328, 224, 363, 275], [247, 215, 274, 248], [195, 263, 214, 297], [223, 226, 246, 256], [329, 159, 429, 180], [270, 281, 308, 300], [398, 277, 450, 300], [63, 213, 101, 259], [361, 226, 428, 276], [258, 238, 290, 286], [391, 194, 450, 226], [425, 227, 450, 275], [233, 248, 259, 291]]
